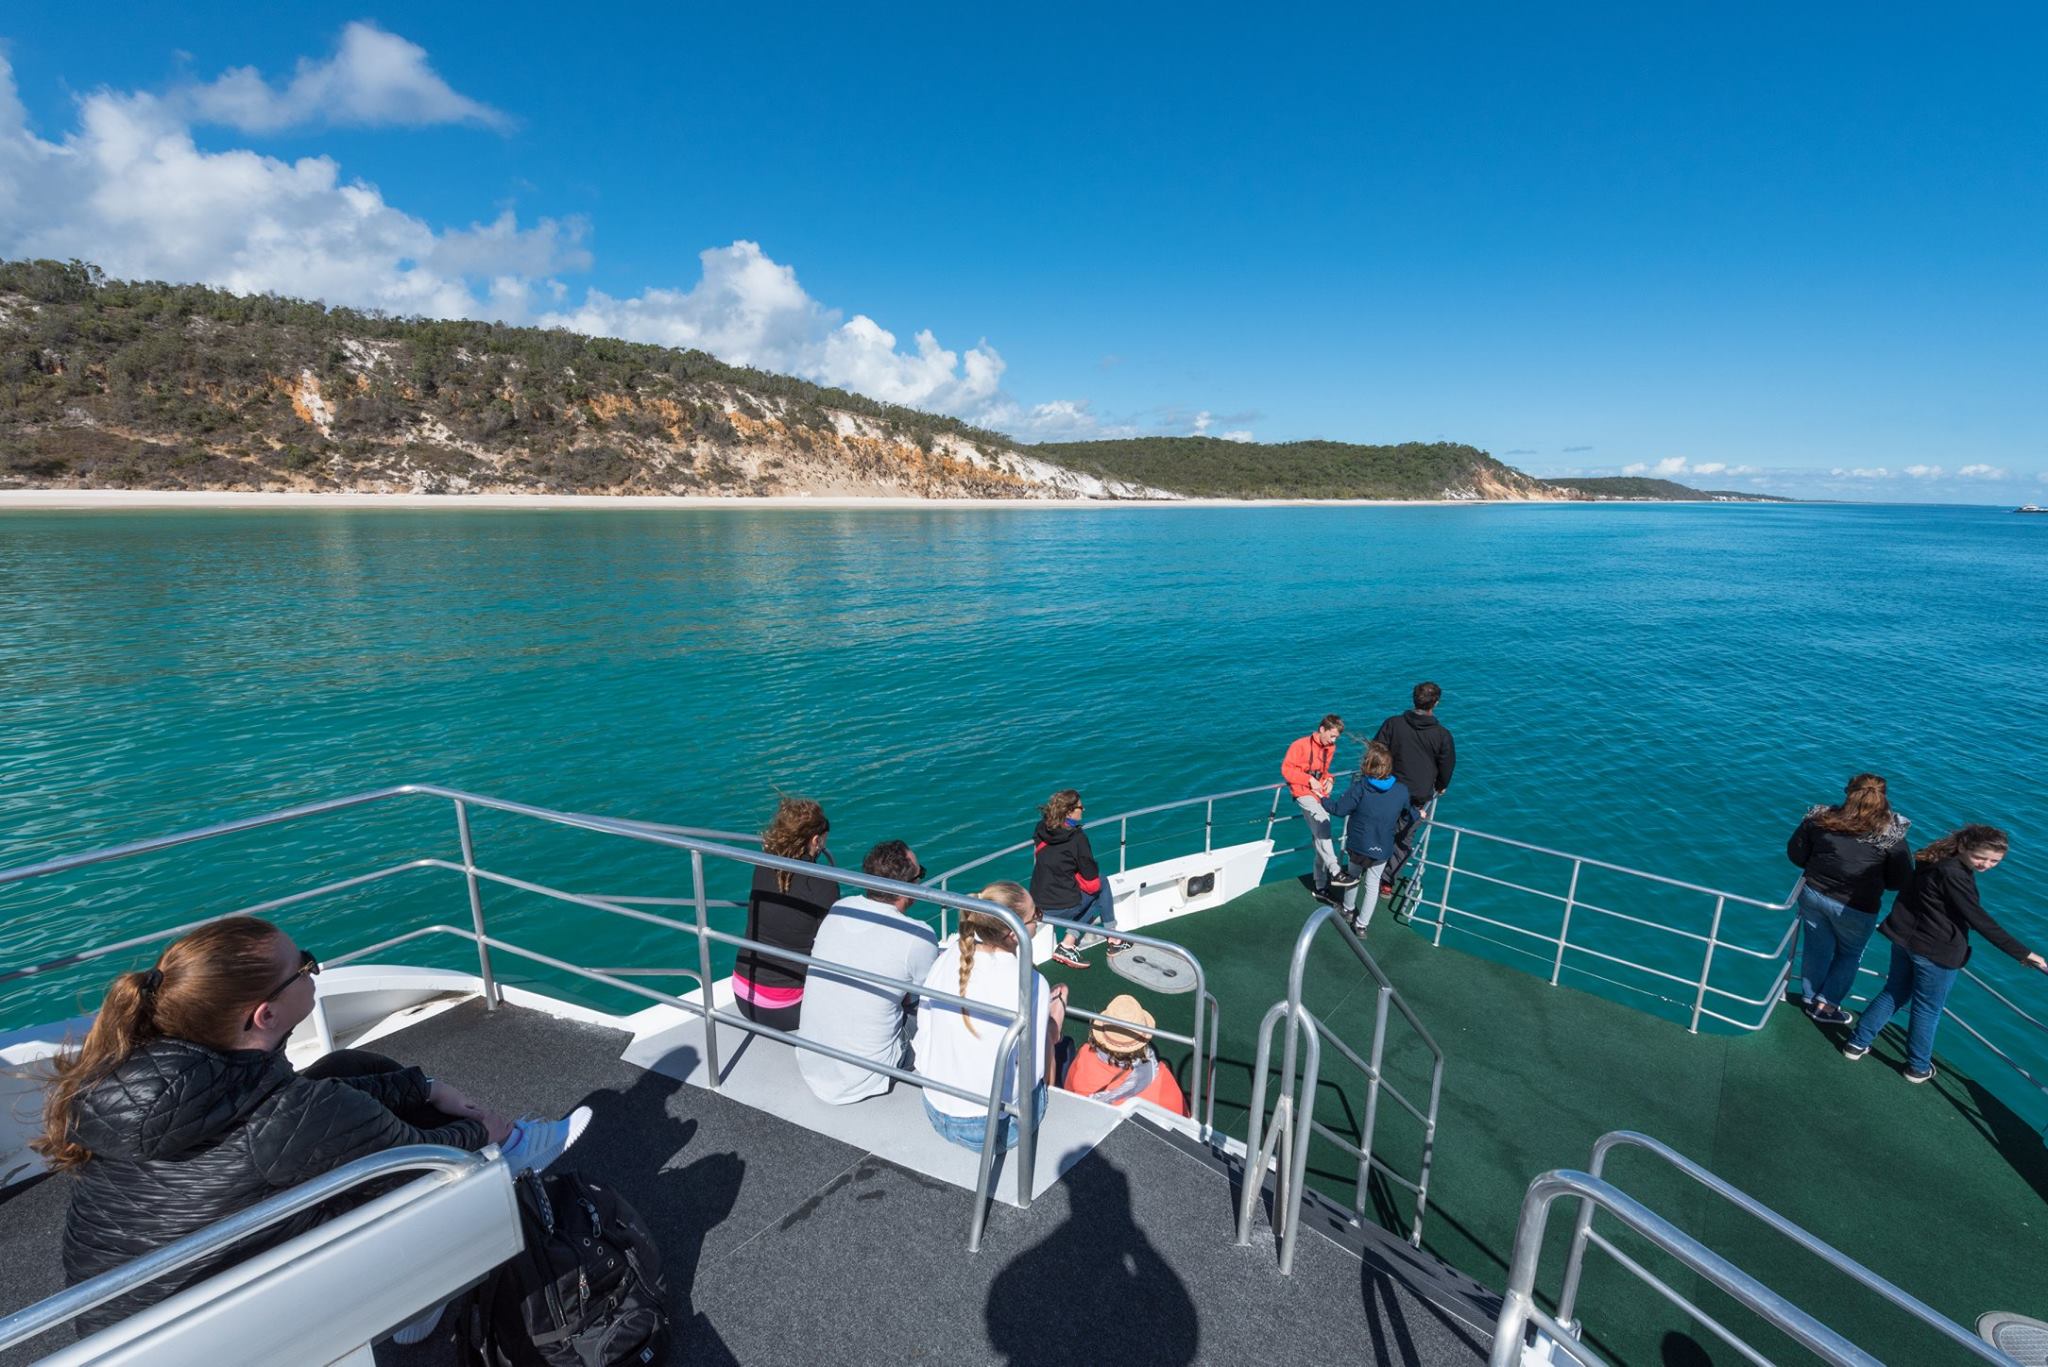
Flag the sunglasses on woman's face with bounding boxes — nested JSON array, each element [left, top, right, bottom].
[[247, 949, 320, 1027]]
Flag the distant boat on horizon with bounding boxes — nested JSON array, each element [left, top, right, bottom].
[[2017, 503, 2046, 514]]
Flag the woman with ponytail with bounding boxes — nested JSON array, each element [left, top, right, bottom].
[[1842, 826, 2046, 1082], [1786, 773, 1914, 1024], [37, 917, 583, 1338], [914, 882, 1068, 1151]]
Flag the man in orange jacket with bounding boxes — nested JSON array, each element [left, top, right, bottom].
[[1282, 714, 1357, 903]]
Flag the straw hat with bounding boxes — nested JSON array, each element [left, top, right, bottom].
[[1090, 994, 1156, 1053]]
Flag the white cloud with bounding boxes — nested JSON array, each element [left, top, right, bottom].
[[1690, 462, 1727, 476], [1957, 463, 2009, 480], [1191, 410, 1213, 435], [1830, 467, 1892, 479], [182, 22, 512, 133], [1904, 464, 1945, 479], [0, 39, 1062, 429], [1220, 429, 1254, 443], [538, 241, 1006, 415], [0, 54, 572, 318]]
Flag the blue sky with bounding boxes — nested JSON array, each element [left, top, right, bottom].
[[2, 3, 2043, 501]]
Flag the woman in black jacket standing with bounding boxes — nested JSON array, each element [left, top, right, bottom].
[[36, 916, 577, 1336], [734, 796, 839, 1031], [1786, 773, 1913, 1025], [1842, 825, 2045, 1082]]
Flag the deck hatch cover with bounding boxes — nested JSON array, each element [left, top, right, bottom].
[[1109, 944, 1198, 994]]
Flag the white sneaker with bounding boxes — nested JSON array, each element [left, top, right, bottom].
[[391, 1298, 450, 1345], [498, 1104, 592, 1175]]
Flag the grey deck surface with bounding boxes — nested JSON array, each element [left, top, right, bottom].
[[621, 1011, 1125, 1206], [2, 1001, 1494, 1365]]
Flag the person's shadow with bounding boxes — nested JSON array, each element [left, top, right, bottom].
[[984, 1148, 1199, 1365], [571, 1069, 744, 1367]]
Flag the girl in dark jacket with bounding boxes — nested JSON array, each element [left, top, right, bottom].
[[735, 796, 840, 1031], [1842, 826, 2045, 1082], [36, 917, 579, 1337], [1323, 741, 1414, 933], [1032, 789, 1117, 970], [1786, 773, 1913, 1024]]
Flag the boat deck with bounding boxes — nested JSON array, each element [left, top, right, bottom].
[[0, 996, 1496, 1367], [1065, 881, 2048, 1366]]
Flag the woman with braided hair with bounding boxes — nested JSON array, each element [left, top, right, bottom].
[[914, 881, 1068, 1151], [36, 916, 586, 1339]]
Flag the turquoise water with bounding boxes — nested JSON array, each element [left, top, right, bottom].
[[3, 503, 2045, 1118]]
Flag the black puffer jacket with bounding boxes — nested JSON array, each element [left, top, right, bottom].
[[1786, 808, 1913, 913], [60, 1038, 487, 1335], [1030, 819, 1102, 913], [1373, 710, 1456, 806]]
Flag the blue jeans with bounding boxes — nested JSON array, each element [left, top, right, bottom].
[[1054, 882, 1116, 935], [1797, 885, 1878, 1006], [1846, 942, 1959, 1075], [924, 1082, 1048, 1152]]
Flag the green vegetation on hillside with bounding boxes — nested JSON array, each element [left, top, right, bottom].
[[1544, 475, 1789, 503], [1032, 436, 1546, 500], [0, 259, 1022, 492]]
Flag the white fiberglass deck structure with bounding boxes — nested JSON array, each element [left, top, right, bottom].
[[0, 781, 2040, 1365]]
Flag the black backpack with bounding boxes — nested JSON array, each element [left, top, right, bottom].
[[460, 1169, 670, 1367]]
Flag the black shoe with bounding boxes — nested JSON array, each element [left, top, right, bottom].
[[1328, 869, 1360, 889], [1312, 886, 1341, 907]]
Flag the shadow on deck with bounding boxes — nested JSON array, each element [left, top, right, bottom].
[[1077, 881, 2047, 1366]]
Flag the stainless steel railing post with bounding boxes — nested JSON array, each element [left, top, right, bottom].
[[1690, 896, 1727, 1034], [690, 849, 722, 1088], [1551, 858, 1583, 986], [1204, 797, 1214, 853], [1119, 816, 1128, 873], [1280, 1011, 1323, 1276], [1433, 828, 1460, 947], [1235, 1001, 1292, 1246], [1355, 986, 1392, 1218], [452, 799, 499, 1010], [967, 1017, 1026, 1252], [1013, 927, 1040, 1211], [1189, 963, 1209, 1140]]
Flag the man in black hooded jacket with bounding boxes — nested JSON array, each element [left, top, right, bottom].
[[1374, 681, 1456, 880]]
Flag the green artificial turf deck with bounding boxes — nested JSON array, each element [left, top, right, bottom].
[[1044, 881, 2048, 1366]]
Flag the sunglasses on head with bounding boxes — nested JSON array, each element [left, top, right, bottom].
[[247, 948, 319, 1028]]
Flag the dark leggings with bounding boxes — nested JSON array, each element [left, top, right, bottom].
[[302, 1048, 458, 1129]]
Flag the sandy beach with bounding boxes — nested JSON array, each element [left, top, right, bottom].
[[0, 488, 1536, 511]]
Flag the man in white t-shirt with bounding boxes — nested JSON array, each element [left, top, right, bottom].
[[795, 841, 940, 1106]]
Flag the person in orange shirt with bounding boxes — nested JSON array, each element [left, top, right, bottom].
[[1061, 994, 1188, 1117], [1282, 714, 1358, 903]]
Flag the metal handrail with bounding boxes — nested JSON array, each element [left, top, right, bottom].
[[1235, 904, 1444, 1273], [1407, 817, 1806, 1032], [0, 1144, 489, 1352], [1406, 816, 2048, 1114], [1489, 1166, 1884, 1367], [1034, 907, 1217, 1135], [1551, 1131, 2014, 1366], [924, 781, 1291, 892], [0, 783, 1046, 1252]]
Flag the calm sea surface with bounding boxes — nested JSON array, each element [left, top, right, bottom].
[[3, 503, 2045, 1113]]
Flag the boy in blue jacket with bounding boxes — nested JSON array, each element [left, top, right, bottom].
[[1322, 741, 1415, 932]]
